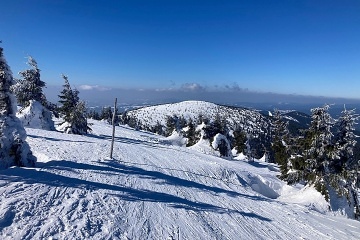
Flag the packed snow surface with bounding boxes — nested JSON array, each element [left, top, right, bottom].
[[1, 120, 360, 239]]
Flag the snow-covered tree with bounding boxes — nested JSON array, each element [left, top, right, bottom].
[[0, 46, 35, 169], [12, 56, 46, 107], [58, 75, 90, 134], [301, 105, 335, 199], [165, 115, 178, 136], [244, 133, 254, 162], [332, 107, 360, 219], [334, 107, 358, 172], [16, 100, 55, 131], [212, 133, 232, 158], [11, 56, 55, 130], [271, 109, 291, 178]]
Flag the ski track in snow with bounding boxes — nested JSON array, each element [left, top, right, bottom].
[[1, 120, 360, 239]]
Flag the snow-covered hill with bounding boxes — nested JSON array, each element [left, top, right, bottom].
[[1, 120, 360, 239], [124, 100, 270, 135]]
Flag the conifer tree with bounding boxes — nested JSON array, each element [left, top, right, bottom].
[[303, 105, 335, 199], [58, 74, 90, 134], [10, 56, 55, 130], [0, 46, 35, 169], [271, 109, 291, 178], [244, 133, 254, 162], [87, 109, 100, 120], [185, 119, 200, 147], [100, 106, 113, 124], [333, 107, 360, 219], [232, 127, 247, 155], [12, 56, 46, 107]]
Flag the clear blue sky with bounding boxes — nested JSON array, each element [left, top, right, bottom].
[[1, 0, 360, 99]]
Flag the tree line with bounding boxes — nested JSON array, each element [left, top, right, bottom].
[[272, 106, 359, 219]]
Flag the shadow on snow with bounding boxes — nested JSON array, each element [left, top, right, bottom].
[[0, 160, 271, 222]]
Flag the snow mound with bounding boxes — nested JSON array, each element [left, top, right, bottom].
[[166, 131, 187, 147], [189, 138, 218, 157], [245, 173, 280, 199], [279, 184, 330, 213], [16, 100, 55, 130]]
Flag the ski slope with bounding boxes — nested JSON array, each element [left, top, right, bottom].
[[1, 120, 359, 239]]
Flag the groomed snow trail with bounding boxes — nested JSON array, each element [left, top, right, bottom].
[[1, 120, 359, 239]]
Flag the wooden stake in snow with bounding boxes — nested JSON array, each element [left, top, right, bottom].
[[110, 98, 117, 159]]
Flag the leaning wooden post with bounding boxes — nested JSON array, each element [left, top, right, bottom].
[[110, 98, 117, 159]]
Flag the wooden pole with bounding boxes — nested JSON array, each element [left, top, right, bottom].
[[110, 98, 117, 159]]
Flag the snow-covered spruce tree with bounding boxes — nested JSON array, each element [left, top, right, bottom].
[[332, 107, 360, 219], [303, 104, 336, 200], [58, 74, 90, 134], [244, 133, 254, 162], [271, 109, 291, 179], [11, 56, 55, 130], [12, 56, 46, 107], [212, 133, 232, 158], [0, 46, 35, 169]]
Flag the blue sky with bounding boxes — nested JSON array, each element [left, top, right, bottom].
[[1, 0, 360, 99]]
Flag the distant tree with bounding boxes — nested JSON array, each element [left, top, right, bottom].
[[185, 119, 200, 147], [0, 46, 35, 169], [87, 109, 100, 120], [212, 133, 232, 158], [100, 106, 113, 124], [232, 127, 247, 154], [165, 115, 178, 136], [244, 133, 254, 162], [153, 121, 164, 135], [203, 114, 227, 140], [58, 74, 79, 118], [58, 75, 90, 134]]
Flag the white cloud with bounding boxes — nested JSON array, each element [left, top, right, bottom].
[[180, 83, 206, 92], [78, 85, 111, 91]]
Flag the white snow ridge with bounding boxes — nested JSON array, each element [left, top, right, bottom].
[[0, 119, 359, 239]]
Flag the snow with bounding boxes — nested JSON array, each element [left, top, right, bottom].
[[125, 100, 270, 135], [1, 119, 360, 239], [166, 130, 187, 147], [16, 100, 55, 131]]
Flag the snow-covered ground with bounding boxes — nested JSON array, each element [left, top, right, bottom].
[[125, 100, 270, 134], [1, 120, 360, 239]]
